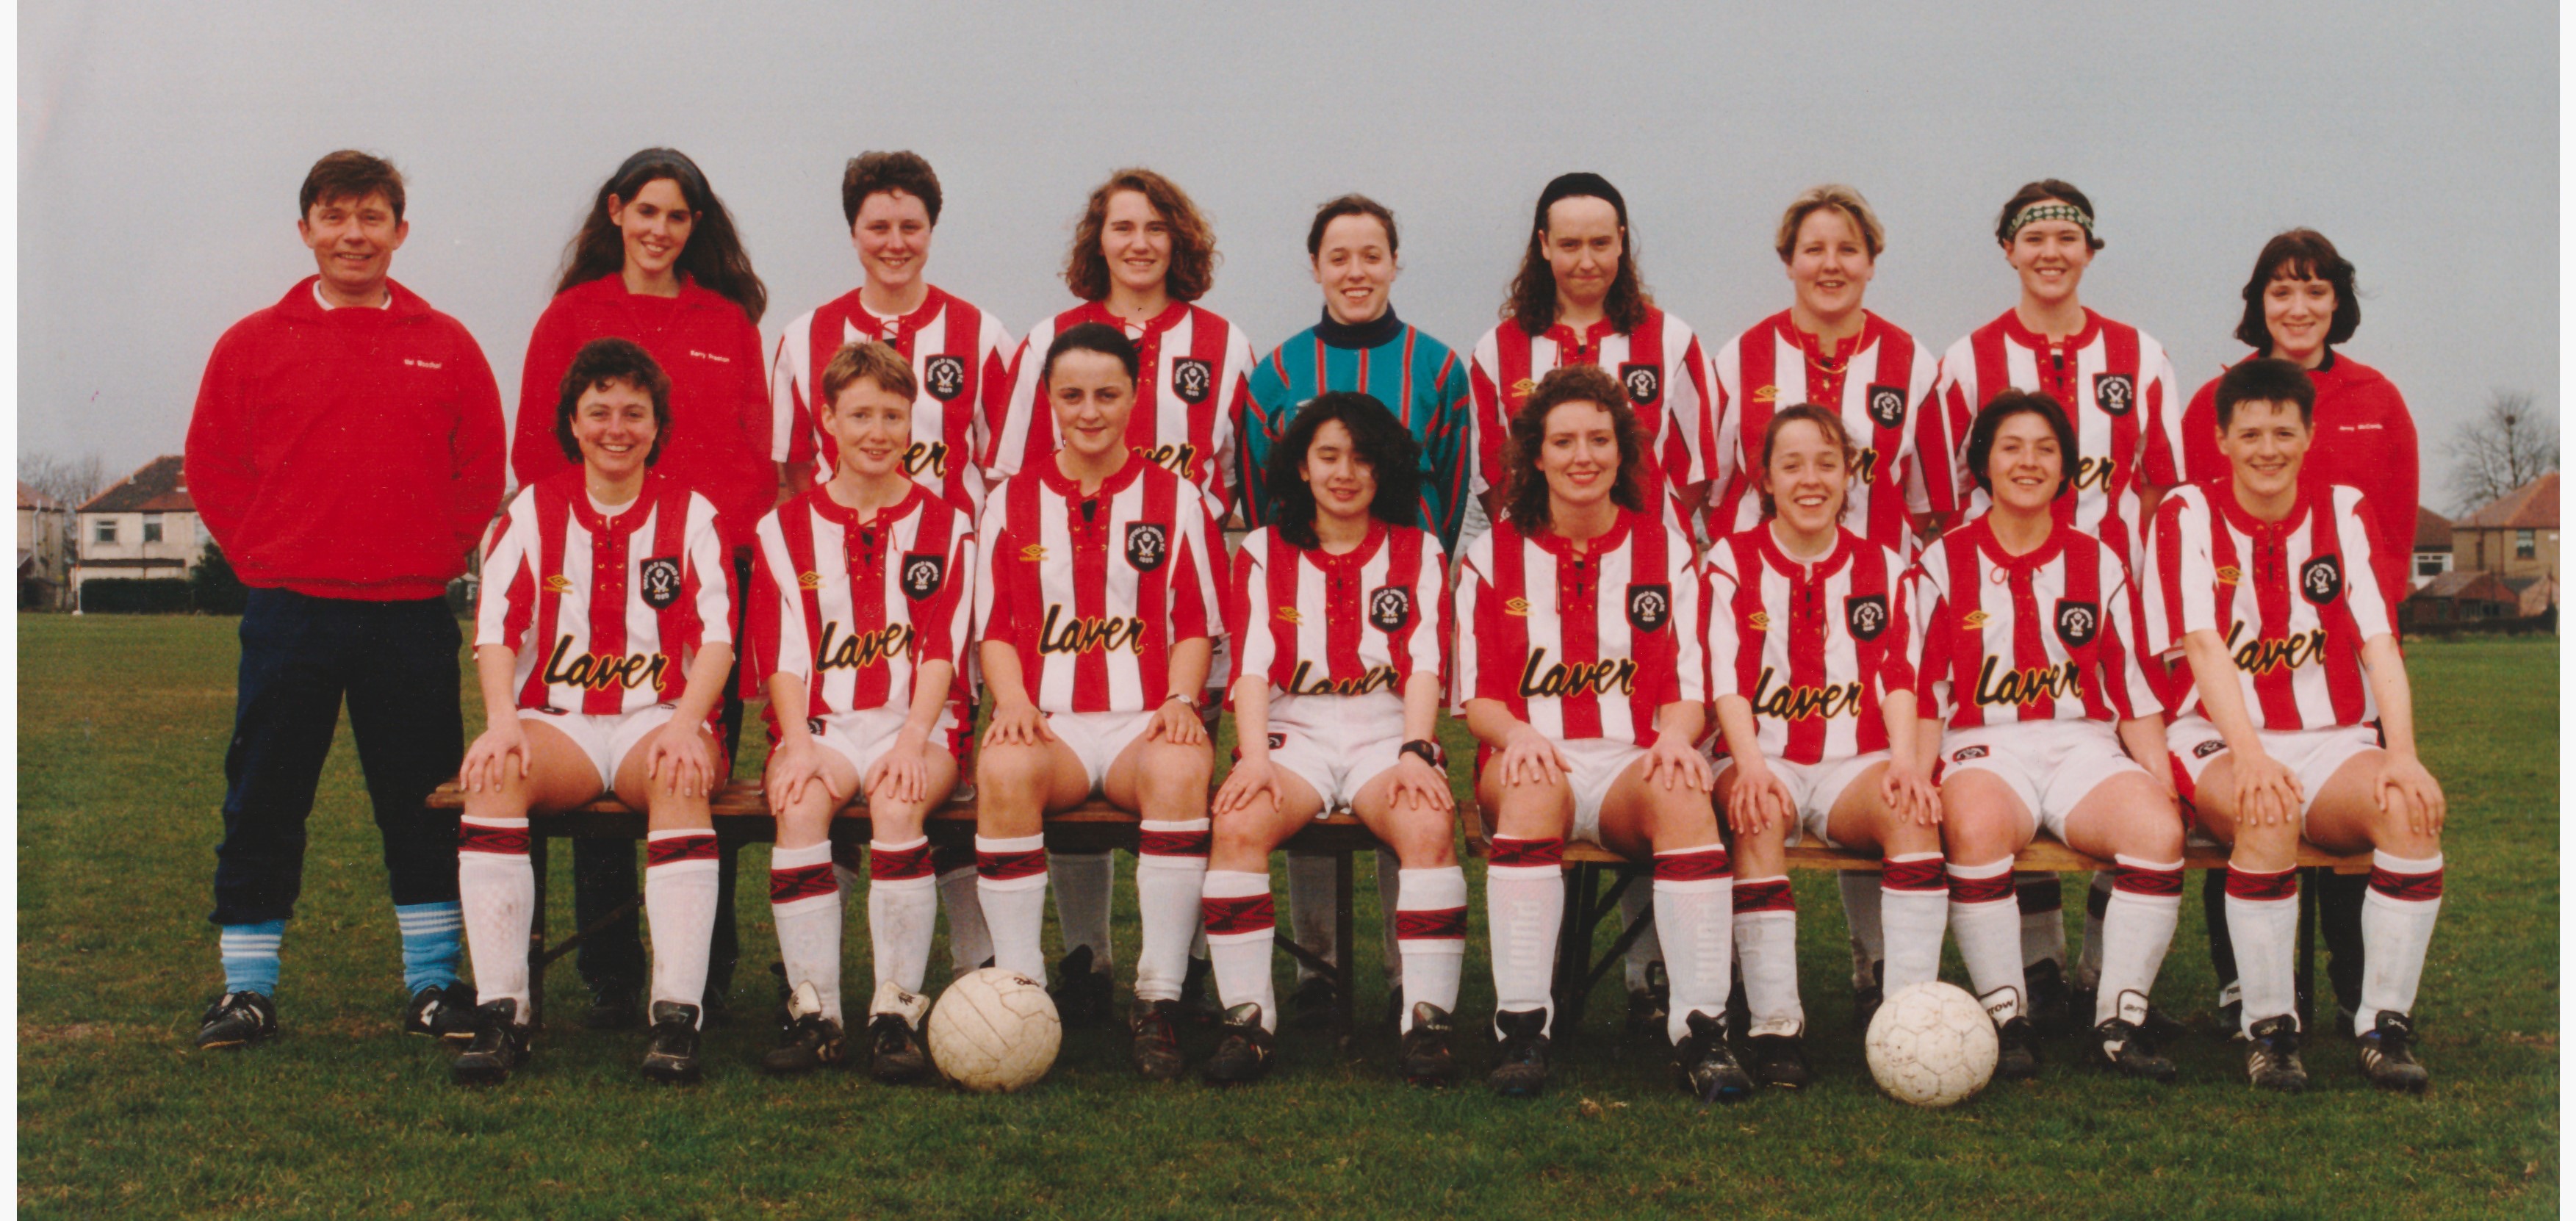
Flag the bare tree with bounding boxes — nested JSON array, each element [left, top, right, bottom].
[[18, 451, 108, 510], [2444, 389, 2558, 514]]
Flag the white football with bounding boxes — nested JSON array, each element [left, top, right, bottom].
[[927, 966, 1062, 1093], [1863, 982, 1999, 1107]]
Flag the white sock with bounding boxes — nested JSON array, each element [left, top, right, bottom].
[[1948, 857, 2023, 1020], [976, 834, 1050, 980], [1653, 845, 1735, 1045], [934, 842, 993, 973], [868, 838, 938, 1001], [2224, 864, 2300, 1034], [1732, 874, 1800, 1037], [1486, 837, 1566, 1037], [1048, 849, 1115, 970], [1618, 879, 1662, 991], [2357, 851, 2444, 1032], [1376, 851, 1406, 991], [1133, 820, 1209, 1003], [768, 841, 844, 1026], [1839, 871, 1885, 990], [1879, 853, 1949, 993], [2078, 869, 2115, 990], [644, 829, 720, 1024], [2093, 856, 2183, 1027], [2017, 872, 2066, 969], [1201, 869, 1277, 1031], [1287, 851, 1338, 979], [458, 817, 533, 1012], [1394, 866, 1467, 1032]]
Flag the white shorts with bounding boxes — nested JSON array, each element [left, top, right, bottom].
[[1940, 719, 2148, 843], [1265, 694, 1406, 813], [1714, 751, 1887, 849], [1044, 709, 1159, 796], [2167, 715, 2380, 821], [1558, 738, 1649, 846], [807, 705, 965, 788], [521, 704, 681, 792]]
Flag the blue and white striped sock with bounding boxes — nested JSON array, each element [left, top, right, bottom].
[[395, 901, 464, 995], [219, 921, 287, 997]]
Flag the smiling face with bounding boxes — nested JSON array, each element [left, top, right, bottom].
[[1046, 349, 1137, 463], [2004, 206, 2093, 309], [1541, 195, 1623, 312], [1763, 417, 1850, 535], [824, 375, 914, 481], [1536, 398, 1622, 514], [2262, 273, 2338, 364], [851, 188, 935, 295], [1101, 189, 1173, 298], [2217, 397, 2311, 501], [1298, 418, 1378, 525], [572, 377, 660, 480], [298, 190, 408, 300], [1985, 409, 2065, 515], [1312, 213, 1397, 326], [607, 176, 696, 281], [1786, 206, 1874, 325]]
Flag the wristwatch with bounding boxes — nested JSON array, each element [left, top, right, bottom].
[[1399, 739, 1445, 769], [1164, 691, 1200, 710]]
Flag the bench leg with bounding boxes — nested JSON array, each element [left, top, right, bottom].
[[1579, 869, 1652, 1006], [1552, 864, 1600, 1035], [1334, 849, 1356, 1049], [2296, 867, 2318, 1034], [527, 835, 548, 1031]]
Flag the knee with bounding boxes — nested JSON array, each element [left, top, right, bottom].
[[1386, 818, 1458, 868]]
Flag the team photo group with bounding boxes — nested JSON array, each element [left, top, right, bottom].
[[184, 142, 2450, 1106]]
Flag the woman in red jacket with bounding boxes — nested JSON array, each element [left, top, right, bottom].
[[511, 147, 774, 1028]]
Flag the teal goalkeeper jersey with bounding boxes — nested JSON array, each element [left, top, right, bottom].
[[1239, 308, 1473, 550]]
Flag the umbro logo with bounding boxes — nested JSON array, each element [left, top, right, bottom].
[[1275, 606, 1303, 624], [544, 575, 575, 594], [1503, 597, 1530, 618], [1021, 544, 1047, 562], [798, 571, 823, 590]]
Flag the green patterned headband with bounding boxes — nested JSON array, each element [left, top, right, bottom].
[[2004, 202, 2093, 242]]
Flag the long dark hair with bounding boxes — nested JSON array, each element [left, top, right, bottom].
[[1505, 172, 1652, 335], [2234, 228, 2360, 353], [1502, 364, 1647, 534], [1262, 392, 1420, 550], [553, 148, 767, 324]]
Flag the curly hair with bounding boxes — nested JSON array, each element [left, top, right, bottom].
[[1501, 364, 1648, 534], [554, 337, 672, 467], [1262, 392, 1421, 550], [1755, 403, 1857, 521], [2235, 228, 2360, 353], [1063, 168, 1218, 303], [1963, 390, 2076, 502], [1505, 172, 1653, 335], [553, 148, 768, 324]]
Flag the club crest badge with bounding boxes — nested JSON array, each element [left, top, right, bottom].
[[2300, 554, 2343, 605], [1846, 593, 1890, 641], [1627, 583, 1672, 633], [2093, 372, 2136, 418], [1170, 357, 1214, 405], [900, 552, 945, 602], [1368, 585, 1413, 633], [1866, 383, 1908, 430], [1124, 523, 1168, 572], [1618, 362, 1661, 406], [923, 355, 966, 401], [639, 557, 682, 610], [2054, 598, 2099, 649], [2194, 738, 2228, 759]]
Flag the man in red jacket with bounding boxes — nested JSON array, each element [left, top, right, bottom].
[[182, 150, 506, 1050]]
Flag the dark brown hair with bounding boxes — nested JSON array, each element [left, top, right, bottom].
[[1964, 390, 2076, 501], [300, 150, 405, 221], [1041, 321, 1140, 386], [1063, 168, 1217, 303], [1993, 179, 2105, 252], [1505, 173, 1652, 335], [2214, 357, 2317, 429], [555, 337, 672, 467], [1306, 193, 1399, 257], [553, 148, 768, 324], [1502, 364, 1648, 533], [842, 151, 943, 228], [820, 339, 919, 409], [1755, 403, 1857, 520], [2234, 228, 2360, 352], [1262, 392, 1421, 550]]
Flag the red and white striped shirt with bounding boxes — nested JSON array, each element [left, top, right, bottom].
[[749, 483, 975, 721], [986, 300, 1248, 519], [1705, 309, 1936, 552], [1707, 525, 1915, 764], [1454, 511, 1705, 748], [1921, 309, 2184, 563], [1226, 521, 1447, 703], [2143, 481, 2393, 730], [1908, 514, 2162, 729], [768, 284, 1013, 519], [476, 469, 731, 716], [973, 455, 1223, 714], [1466, 309, 1712, 530]]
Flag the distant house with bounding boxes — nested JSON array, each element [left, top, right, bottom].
[[2504, 574, 2559, 620], [2453, 472, 2558, 583], [18, 482, 73, 609], [2411, 505, 2453, 590], [2401, 569, 2520, 629], [73, 455, 201, 604]]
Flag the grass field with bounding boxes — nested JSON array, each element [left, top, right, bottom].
[[16, 616, 2560, 1220]]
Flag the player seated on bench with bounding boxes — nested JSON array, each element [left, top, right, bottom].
[[450, 338, 735, 1086], [749, 339, 976, 1083], [1913, 391, 2183, 1084], [970, 323, 1226, 1081], [2145, 357, 2446, 1095], [1199, 391, 1460, 1087], [1707, 403, 1942, 1092], [1458, 364, 1750, 1102]]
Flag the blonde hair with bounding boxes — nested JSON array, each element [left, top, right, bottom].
[[1774, 184, 1885, 262], [819, 340, 916, 410]]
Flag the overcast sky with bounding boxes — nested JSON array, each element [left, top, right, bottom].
[[17, 1, 2558, 511]]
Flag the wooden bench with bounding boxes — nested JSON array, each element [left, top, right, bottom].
[[425, 782, 1389, 1041], [1464, 804, 2371, 1037]]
